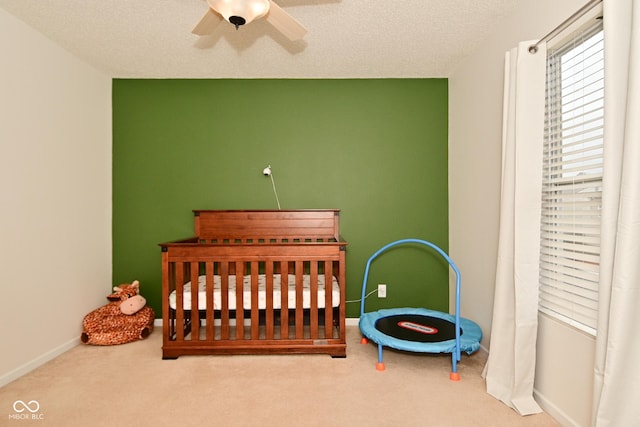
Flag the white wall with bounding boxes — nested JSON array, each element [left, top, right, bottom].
[[0, 8, 112, 386], [448, 1, 595, 426]]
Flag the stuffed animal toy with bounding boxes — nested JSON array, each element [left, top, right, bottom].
[[81, 280, 155, 346], [111, 281, 148, 315]]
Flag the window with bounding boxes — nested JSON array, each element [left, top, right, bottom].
[[539, 19, 604, 335]]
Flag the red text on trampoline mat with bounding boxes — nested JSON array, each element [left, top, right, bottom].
[[397, 321, 438, 335]]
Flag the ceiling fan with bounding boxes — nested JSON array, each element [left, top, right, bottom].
[[193, 0, 307, 41]]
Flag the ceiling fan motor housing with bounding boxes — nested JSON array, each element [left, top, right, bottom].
[[229, 15, 246, 29], [208, 0, 270, 29]]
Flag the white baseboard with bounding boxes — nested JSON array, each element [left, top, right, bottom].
[[534, 388, 581, 427], [479, 343, 489, 355], [0, 337, 80, 388]]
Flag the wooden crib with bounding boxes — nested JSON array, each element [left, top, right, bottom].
[[159, 209, 347, 359]]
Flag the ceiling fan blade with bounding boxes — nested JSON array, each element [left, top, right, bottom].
[[265, 1, 307, 41], [192, 8, 223, 35]]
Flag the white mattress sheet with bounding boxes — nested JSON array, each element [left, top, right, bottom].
[[169, 274, 340, 311]]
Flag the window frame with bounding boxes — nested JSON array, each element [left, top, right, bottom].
[[538, 15, 604, 336]]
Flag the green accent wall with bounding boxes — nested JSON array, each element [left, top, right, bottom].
[[113, 79, 448, 318]]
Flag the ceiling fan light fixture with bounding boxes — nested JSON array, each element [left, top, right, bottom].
[[208, 0, 270, 28]]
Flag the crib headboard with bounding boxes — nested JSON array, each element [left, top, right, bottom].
[[193, 209, 342, 242]]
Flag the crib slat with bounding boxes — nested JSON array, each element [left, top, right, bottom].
[[190, 262, 200, 340], [310, 261, 319, 339], [235, 261, 244, 340], [280, 261, 288, 339], [295, 261, 304, 339], [220, 262, 230, 340], [250, 261, 260, 340], [205, 262, 215, 341], [265, 261, 275, 339], [324, 261, 333, 338], [175, 262, 185, 341]]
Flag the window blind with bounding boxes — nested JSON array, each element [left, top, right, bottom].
[[539, 21, 604, 335]]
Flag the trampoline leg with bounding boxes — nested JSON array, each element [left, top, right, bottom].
[[376, 344, 385, 371], [450, 352, 460, 381]]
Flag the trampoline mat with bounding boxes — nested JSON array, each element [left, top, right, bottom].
[[360, 307, 482, 354], [375, 314, 460, 343]]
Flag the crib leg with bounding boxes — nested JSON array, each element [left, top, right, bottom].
[[376, 343, 385, 371]]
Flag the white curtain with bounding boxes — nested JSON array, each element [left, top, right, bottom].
[[482, 41, 546, 416], [592, 0, 640, 425]]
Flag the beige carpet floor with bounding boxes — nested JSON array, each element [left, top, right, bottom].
[[1, 326, 558, 427]]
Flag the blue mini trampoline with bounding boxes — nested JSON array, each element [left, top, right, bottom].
[[359, 239, 482, 381]]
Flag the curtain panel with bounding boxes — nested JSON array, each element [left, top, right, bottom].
[[482, 41, 546, 416], [592, 0, 640, 425]]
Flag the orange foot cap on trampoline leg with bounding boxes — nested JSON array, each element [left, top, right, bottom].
[[360, 337, 369, 344], [450, 372, 460, 381], [376, 362, 385, 371]]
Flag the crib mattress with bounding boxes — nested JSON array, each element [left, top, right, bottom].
[[169, 274, 340, 311]]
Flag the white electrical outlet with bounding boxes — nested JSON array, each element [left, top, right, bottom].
[[378, 284, 387, 298]]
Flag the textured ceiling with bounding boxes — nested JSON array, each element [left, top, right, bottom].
[[0, 0, 521, 78]]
